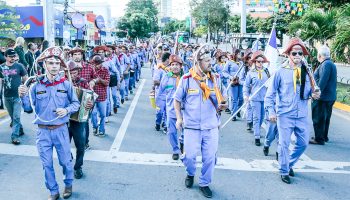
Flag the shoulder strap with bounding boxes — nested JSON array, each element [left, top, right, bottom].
[[192, 78, 219, 114], [264, 68, 271, 78]]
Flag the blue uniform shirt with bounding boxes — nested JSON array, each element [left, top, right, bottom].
[[265, 65, 312, 118], [174, 73, 222, 130], [223, 61, 239, 80], [243, 67, 269, 101], [157, 74, 179, 119], [21, 75, 80, 125]]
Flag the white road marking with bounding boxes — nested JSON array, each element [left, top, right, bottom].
[[109, 79, 146, 153], [1, 143, 349, 174]]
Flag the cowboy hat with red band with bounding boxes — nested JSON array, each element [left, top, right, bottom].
[[250, 50, 269, 63], [169, 54, 183, 65], [106, 45, 116, 50], [69, 46, 84, 55], [93, 45, 109, 53], [283, 37, 309, 56], [36, 46, 67, 69]]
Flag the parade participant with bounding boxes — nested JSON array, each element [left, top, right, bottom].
[[129, 45, 141, 94], [156, 54, 183, 160], [265, 38, 321, 184], [66, 60, 94, 179], [311, 45, 337, 145], [18, 47, 80, 199], [90, 55, 110, 137], [214, 52, 229, 89], [105, 45, 121, 116], [174, 44, 227, 198], [70, 46, 96, 150], [120, 45, 131, 101], [153, 52, 171, 132], [0, 49, 28, 145], [182, 44, 193, 73], [243, 50, 270, 146], [63, 46, 71, 62], [224, 48, 243, 120], [116, 45, 129, 104], [239, 49, 253, 131], [263, 104, 279, 159]]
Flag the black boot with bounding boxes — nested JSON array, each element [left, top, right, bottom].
[[155, 124, 160, 131], [185, 175, 194, 188], [263, 146, 269, 156], [199, 186, 213, 198], [276, 152, 279, 161], [237, 112, 241, 118], [172, 154, 179, 160], [281, 175, 291, 184], [289, 168, 295, 177], [255, 139, 261, 146], [180, 143, 184, 154], [247, 122, 253, 131]]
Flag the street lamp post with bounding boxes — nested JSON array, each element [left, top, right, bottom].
[[241, 0, 246, 34]]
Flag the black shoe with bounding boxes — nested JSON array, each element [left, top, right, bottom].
[[98, 132, 106, 137], [325, 137, 329, 142], [225, 108, 230, 113], [48, 193, 60, 200], [172, 154, 179, 160], [163, 127, 167, 134], [113, 107, 118, 114], [63, 186, 72, 199], [130, 90, 134, 94], [155, 124, 160, 131], [10, 121, 12, 128], [289, 168, 295, 177], [232, 117, 237, 121], [255, 139, 261, 146], [237, 112, 241, 118], [161, 122, 166, 128], [121, 99, 125, 104], [263, 146, 269, 156], [180, 143, 184, 154], [247, 122, 252, 131], [276, 152, 279, 161], [185, 175, 194, 188], [74, 168, 83, 179], [309, 139, 325, 145], [93, 128, 98, 136], [281, 175, 291, 184], [11, 139, 20, 145], [199, 186, 213, 198]]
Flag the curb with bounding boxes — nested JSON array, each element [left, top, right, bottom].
[[0, 110, 8, 119], [334, 102, 350, 112]]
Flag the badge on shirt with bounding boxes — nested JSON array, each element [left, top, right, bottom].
[[36, 91, 46, 94], [57, 90, 68, 93], [187, 89, 199, 94], [210, 89, 215, 94]]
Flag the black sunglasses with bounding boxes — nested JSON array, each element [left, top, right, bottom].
[[291, 51, 303, 56]]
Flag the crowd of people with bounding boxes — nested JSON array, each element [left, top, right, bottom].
[[0, 35, 338, 199]]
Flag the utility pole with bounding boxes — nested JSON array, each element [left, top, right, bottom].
[[43, 0, 55, 46], [241, 0, 246, 34]]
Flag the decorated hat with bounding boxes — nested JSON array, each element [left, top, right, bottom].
[[69, 46, 84, 55], [216, 51, 228, 60], [67, 60, 81, 71], [93, 45, 109, 53], [169, 54, 183, 65], [36, 46, 67, 69], [250, 50, 268, 63], [194, 44, 211, 61], [106, 45, 116, 50], [90, 55, 104, 65], [283, 37, 309, 56]]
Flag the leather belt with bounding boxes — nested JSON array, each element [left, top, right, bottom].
[[38, 124, 65, 130]]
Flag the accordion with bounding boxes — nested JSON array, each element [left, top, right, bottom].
[[70, 87, 99, 122]]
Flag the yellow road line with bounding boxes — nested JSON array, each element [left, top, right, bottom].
[[334, 102, 350, 112]]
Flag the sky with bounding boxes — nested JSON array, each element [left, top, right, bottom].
[[5, 0, 130, 18]]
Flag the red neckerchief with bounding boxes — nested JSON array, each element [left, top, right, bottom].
[[40, 78, 66, 87], [118, 54, 123, 62]]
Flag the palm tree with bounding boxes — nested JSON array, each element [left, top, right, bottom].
[[332, 4, 350, 63]]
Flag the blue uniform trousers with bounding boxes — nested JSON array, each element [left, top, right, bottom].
[[264, 120, 279, 147], [106, 86, 119, 116], [124, 76, 130, 97], [230, 85, 243, 116], [129, 72, 136, 91], [36, 125, 73, 195], [91, 100, 107, 133], [277, 116, 309, 175], [250, 101, 265, 139], [155, 99, 167, 125], [182, 128, 218, 187], [246, 103, 253, 123], [120, 79, 125, 100], [167, 117, 182, 154]]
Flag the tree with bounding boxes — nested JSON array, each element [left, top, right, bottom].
[[117, 0, 158, 39], [190, 0, 230, 42], [193, 25, 208, 38], [0, 1, 22, 46], [332, 4, 350, 62], [162, 19, 189, 35]]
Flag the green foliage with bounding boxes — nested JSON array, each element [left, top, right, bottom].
[[0, 1, 22, 45], [117, 0, 158, 39], [332, 4, 350, 62], [193, 25, 208, 37], [162, 20, 189, 35]]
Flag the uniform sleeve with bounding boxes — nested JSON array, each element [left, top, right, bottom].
[[21, 83, 37, 113], [239, 68, 246, 85], [65, 82, 80, 114], [153, 68, 161, 81], [264, 73, 280, 117], [223, 62, 232, 79], [243, 73, 251, 97], [156, 76, 167, 103], [174, 77, 186, 103]]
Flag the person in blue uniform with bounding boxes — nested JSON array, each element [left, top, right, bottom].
[[265, 38, 321, 184], [243, 51, 270, 146], [182, 44, 193, 73], [239, 49, 253, 131], [174, 45, 227, 198], [18, 47, 80, 200], [157, 54, 184, 160]]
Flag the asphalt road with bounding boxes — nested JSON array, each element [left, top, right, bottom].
[[0, 66, 350, 200]]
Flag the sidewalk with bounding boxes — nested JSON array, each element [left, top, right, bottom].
[[0, 109, 8, 119]]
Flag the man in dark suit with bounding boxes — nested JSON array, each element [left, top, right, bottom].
[[310, 45, 337, 145]]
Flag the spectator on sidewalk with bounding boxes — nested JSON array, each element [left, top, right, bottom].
[[14, 37, 28, 70], [24, 43, 36, 76], [0, 49, 28, 145], [310, 45, 337, 145], [0, 45, 6, 65]]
